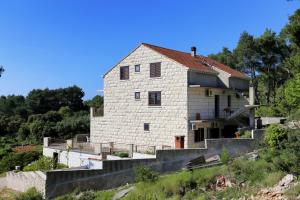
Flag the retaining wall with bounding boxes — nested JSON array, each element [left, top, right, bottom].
[[5, 130, 264, 199], [5, 171, 46, 194]]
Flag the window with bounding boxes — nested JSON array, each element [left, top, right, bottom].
[[135, 92, 140, 100], [150, 62, 161, 77], [120, 66, 129, 80], [135, 64, 140, 72], [205, 89, 213, 97], [227, 95, 231, 107], [194, 128, 204, 143], [148, 91, 161, 106], [144, 123, 150, 131]]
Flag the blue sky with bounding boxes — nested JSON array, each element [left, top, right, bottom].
[[0, 0, 299, 99]]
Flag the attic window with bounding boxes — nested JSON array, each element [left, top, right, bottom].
[[150, 62, 161, 78]]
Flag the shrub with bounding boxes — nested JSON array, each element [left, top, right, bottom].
[[134, 166, 158, 183], [220, 147, 229, 164], [15, 188, 43, 200], [113, 152, 129, 158], [23, 156, 67, 171], [240, 130, 252, 138], [264, 124, 287, 148]]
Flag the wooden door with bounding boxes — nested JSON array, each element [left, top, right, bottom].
[[175, 136, 184, 149]]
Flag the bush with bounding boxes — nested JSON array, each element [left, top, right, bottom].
[[134, 166, 158, 183], [220, 147, 229, 164], [264, 124, 287, 148], [113, 152, 129, 158], [16, 187, 43, 200], [240, 130, 252, 138], [23, 156, 67, 171], [256, 106, 281, 117]]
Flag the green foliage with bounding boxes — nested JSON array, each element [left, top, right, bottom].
[[58, 106, 73, 117], [284, 73, 300, 111], [220, 147, 229, 164], [0, 65, 4, 77], [84, 95, 103, 108], [285, 181, 300, 200], [240, 130, 252, 138], [0, 151, 41, 173], [113, 152, 129, 158], [256, 106, 281, 117], [27, 86, 85, 114], [15, 188, 43, 200], [264, 124, 287, 148], [283, 8, 300, 48], [23, 156, 67, 171], [134, 166, 158, 183], [55, 190, 116, 200]]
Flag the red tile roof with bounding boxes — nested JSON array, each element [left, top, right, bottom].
[[142, 43, 248, 79]]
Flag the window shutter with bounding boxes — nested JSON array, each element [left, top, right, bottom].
[[150, 62, 161, 77]]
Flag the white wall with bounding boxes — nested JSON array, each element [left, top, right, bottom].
[[188, 87, 248, 121], [43, 147, 103, 169], [91, 45, 189, 148]]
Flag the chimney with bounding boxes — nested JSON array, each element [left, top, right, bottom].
[[191, 46, 197, 57]]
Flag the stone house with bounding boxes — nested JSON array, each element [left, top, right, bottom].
[[90, 43, 256, 149]]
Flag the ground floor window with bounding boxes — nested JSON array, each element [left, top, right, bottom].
[[194, 128, 204, 142]]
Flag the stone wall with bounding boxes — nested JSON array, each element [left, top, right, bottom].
[[91, 44, 189, 148], [5, 171, 46, 194]]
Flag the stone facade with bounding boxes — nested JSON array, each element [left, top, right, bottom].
[[91, 45, 189, 148], [90, 44, 251, 149]]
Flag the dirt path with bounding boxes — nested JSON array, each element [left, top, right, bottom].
[[112, 186, 135, 200]]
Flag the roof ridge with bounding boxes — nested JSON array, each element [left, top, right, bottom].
[[142, 43, 202, 56]]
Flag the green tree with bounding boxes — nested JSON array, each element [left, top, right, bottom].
[[233, 32, 261, 102], [283, 8, 300, 49], [284, 73, 300, 111], [257, 29, 289, 104], [0, 65, 4, 77], [208, 47, 237, 69]]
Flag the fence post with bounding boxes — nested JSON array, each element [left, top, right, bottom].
[[128, 144, 134, 158], [66, 139, 74, 149], [153, 146, 156, 154], [94, 143, 102, 155], [43, 137, 51, 147], [109, 142, 114, 154]]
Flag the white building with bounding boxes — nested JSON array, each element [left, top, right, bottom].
[[90, 43, 256, 149]]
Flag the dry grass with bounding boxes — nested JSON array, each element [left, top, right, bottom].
[[0, 187, 19, 200], [12, 145, 37, 153]]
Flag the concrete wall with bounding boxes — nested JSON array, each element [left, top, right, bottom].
[[260, 117, 286, 126], [43, 147, 103, 169], [5, 171, 46, 194], [4, 132, 264, 199], [188, 71, 218, 87], [91, 44, 189, 149], [43, 133, 263, 199]]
